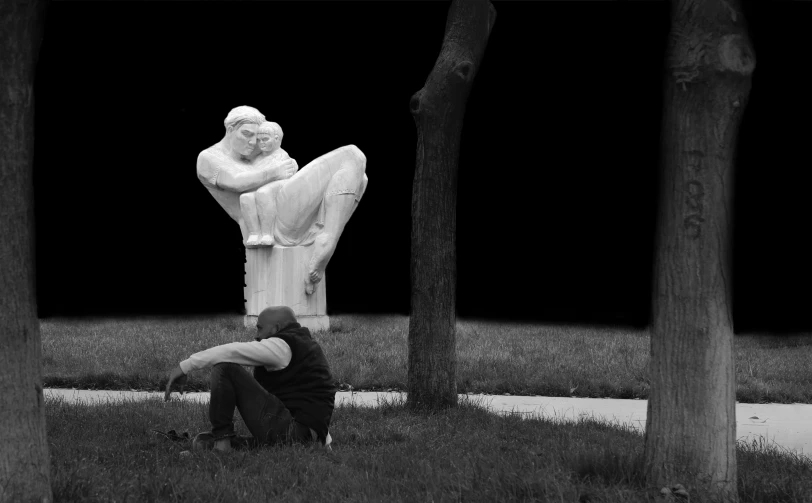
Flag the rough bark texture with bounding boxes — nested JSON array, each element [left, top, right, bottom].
[[0, 1, 52, 502], [644, 0, 754, 499], [407, 0, 495, 410]]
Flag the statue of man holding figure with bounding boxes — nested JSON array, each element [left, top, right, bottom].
[[197, 106, 368, 297]]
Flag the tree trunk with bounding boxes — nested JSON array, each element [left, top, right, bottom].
[[407, 0, 495, 410], [644, 0, 754, 499], [0, 1, 52, 502]]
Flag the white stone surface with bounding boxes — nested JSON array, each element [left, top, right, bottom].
[[244, 314, 330, 333], [197, 106, 368, 325], [241, 121, 293, 248], [244, 245, 328, 330], [44, 389, 812, 460]]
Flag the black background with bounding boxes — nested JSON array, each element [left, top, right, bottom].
[[33, 1, 810, 333]]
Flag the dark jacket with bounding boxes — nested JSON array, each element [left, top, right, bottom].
[[253, 323, 336, 442]]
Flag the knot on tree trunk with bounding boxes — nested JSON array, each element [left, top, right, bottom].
[[409, 90, 423, 116], [716, 34, 755, 75], [452, 61, 473, 83]]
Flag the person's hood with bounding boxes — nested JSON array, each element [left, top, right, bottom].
[[255, 306, 299, 341]]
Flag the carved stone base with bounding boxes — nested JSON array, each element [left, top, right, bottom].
[[243, 314, 330, 333], [243, 245, 329, 332]]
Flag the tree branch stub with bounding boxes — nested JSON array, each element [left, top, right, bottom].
[[716, 34, 755, 75], [669, 0, 755, 90]]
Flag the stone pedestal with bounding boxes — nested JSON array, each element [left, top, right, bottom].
[[243, 245, 329, 332]]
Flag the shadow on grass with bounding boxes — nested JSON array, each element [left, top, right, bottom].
[[44, 372, 212, 393], [45, 394, 812, 503]]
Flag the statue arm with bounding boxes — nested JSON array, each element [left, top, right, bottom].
[[197, 151, 290, 193], [217, 163, 288, 192], [254, 152, 298, 180], [277, 150, 296, 172]]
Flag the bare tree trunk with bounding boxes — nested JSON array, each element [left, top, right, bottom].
[[644, 0, 754, 499], [407, 0, 495, 410], [0, 1, 51, 502]]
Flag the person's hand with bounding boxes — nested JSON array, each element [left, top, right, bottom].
[[164, 365, 188, 401]]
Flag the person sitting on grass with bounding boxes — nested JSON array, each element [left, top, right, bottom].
[[164, 306, 335, 451]]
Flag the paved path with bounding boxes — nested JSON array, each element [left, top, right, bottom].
[[44, 389, 811, 460]]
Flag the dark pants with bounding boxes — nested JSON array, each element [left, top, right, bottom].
[[209, 362, 313, 448]]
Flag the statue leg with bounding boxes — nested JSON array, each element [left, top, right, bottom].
[[274, 145, 367, 294], [239, 192, 261, 247], [237, 218, 249, 245], [255, 180, 286, 247], [353, 173, 368, 215], [304, 173, 369, 287]]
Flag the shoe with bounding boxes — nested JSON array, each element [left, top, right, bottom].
[[230, 436, 254, 450], [191, 432, 218, 450], [193, 431, 253, 451]]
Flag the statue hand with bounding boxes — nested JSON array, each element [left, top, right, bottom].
[[284, 159, 298, 178]]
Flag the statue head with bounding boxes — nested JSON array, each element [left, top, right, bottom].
[[257, 121, 283, 154], [223, 106, 265, 157], [254, 306, 298, 341]]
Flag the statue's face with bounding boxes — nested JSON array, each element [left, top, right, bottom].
[[257, 133, 276, 153], [229, 123, 258, 156]]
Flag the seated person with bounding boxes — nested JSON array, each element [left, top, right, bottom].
[[240, 121, 295, 247], [165, 306, 335, 451]]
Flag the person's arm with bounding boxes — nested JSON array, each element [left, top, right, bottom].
[[178, 338, 292, 374], [166, 337, 293, 399]]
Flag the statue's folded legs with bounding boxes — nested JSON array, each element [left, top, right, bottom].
[[309, 168, 367, 293], [239, 191, 262, 247], [254, 180, 286, 246], [273, 145, 368, 295]]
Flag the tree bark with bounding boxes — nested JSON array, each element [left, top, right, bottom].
[[0, 1, 52, 502], [407, 0, 495, 410], [644, 0, 754, 499]]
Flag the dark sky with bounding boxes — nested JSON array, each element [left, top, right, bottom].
[[33, 1, 810, 333]]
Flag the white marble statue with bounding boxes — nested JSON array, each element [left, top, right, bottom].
[[197, 106, 368, 295]]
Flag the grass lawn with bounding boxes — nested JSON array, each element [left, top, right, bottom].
[[41, 314, 812, 404], [47, 394, 812, 503]]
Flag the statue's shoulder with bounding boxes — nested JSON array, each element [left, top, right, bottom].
[[197, 145, 227, 186], [198, 145, 221, 164], [199, 145, 235, 170]]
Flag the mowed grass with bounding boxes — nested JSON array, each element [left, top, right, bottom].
[[46, 395, 812, 503], [40, 314, 812, 403]]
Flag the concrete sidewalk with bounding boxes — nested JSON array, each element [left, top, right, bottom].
[[44, 389, 812, 460]]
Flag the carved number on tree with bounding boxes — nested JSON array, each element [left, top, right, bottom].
[[683, 180, 705, 239]]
